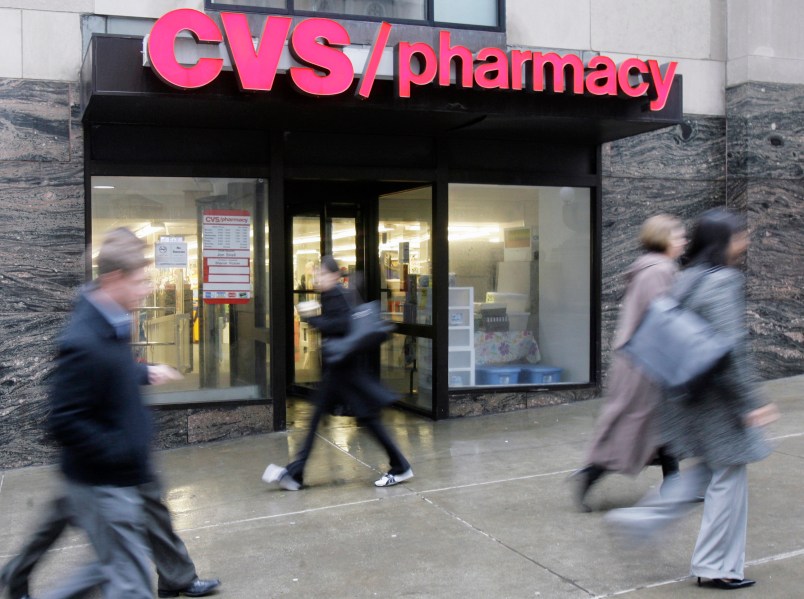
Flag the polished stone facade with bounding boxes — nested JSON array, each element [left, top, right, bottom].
[[1, 78, 801, 467], [727, 83, 804, 379], [0, 79, 272, 468]]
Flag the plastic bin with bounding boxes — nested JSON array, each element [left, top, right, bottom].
[[476, 365, 520, 385], [508, 312, 530, 331], [519, 365, 562, 384]]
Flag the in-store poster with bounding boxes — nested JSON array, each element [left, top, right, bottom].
[[202, 209, 251, 304], [155, 236, 188, 269]]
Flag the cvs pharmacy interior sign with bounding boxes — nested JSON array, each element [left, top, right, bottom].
[[146, 9, 678, 111]]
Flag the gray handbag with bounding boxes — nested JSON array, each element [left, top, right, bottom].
[[620, 269, 734, 394], [322, 300, 396, 364]]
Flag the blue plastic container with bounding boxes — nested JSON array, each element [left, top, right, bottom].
[[518, 365, 562, 384], [476, 365, 520, 385]]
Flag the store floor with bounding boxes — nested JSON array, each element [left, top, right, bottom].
[[2, 375, 803, 598]]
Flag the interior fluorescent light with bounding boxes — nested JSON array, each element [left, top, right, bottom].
[[92, 185, 115, 189]]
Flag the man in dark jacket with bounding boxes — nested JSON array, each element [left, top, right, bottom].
[[2, 229, 220, 599], [41, 228, 218, 599]]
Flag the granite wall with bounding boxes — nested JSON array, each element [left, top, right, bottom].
[[599, 116, 728, 378], [0, 78, 272, 469], [727, 82, 804, 380], [0, 79, 84, 469]]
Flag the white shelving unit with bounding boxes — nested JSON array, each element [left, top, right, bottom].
[[448, 287, 475, 387]]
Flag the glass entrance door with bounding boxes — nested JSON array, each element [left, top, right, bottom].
[[377, 186, 434, 414], [285, 181, 436, 417], [289, 198, 361, 392]]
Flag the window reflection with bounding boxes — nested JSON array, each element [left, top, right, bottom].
[[90, 176, 267, 404], [206, 0, 498, 27], [295, 0, 425, 20], [448, 184, 591, 387], [378, 186, 433, 413]]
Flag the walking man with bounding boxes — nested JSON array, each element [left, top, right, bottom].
[[36, 228, 218, 598]]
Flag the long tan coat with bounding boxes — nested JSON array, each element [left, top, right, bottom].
[[585, 253, 678, 475]]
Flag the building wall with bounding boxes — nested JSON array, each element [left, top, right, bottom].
[[727, 82, 804, 379], [1, 1, 801, 464]]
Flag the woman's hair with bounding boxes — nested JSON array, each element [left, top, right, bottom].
[[639, 214, 683, 253], [97, 227, 150, 275], [682, 208, 746, 268]]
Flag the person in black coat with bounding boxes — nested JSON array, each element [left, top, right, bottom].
[[34, 228, 220, 599], [263, 256, 413, 490]]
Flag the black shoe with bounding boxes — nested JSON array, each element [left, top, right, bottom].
[[697, 577, 756, 589], [158, 578, 221, 597], [568, 465, 606, 512]]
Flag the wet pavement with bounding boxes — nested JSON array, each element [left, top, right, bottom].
[[1, 374, 803, 598]]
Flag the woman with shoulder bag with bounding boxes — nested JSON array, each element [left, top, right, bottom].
[[263, 256, 413, 491], [571, 214, 687, 511], [605, 208, 779, 591]]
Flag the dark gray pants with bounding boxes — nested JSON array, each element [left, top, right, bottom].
[[1, 480, 197, 598], [61, 482, 152, 599]]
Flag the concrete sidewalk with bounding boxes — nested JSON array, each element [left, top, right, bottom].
[[1, 375, 802, 598]]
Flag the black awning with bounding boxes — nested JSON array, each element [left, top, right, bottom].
[[82, 35, 682, 145]]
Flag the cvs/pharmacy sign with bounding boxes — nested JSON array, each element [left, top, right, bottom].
[[147, 9, 677, 111]]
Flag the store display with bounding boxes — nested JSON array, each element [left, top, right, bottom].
[[448, 287, 475, 386]]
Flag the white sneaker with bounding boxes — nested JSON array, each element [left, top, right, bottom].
[[262, 464, 301, 490], [374, 468, 414, 487], [262, 463, 285, 484]]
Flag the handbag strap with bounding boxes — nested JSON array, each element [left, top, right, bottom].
[[672, 266, 720, 307]]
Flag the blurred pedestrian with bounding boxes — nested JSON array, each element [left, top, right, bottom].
[[0, 477, 221, 599], [40, 228, 218, 599], [604, 208, 779, 590], [571, 215, 687, 511], [263, 255, 412, 490]]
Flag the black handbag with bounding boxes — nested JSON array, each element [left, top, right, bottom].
[[322, 300, 396, 364], [620, 269, 734, 394]]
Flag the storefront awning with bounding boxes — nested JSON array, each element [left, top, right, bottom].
[[82, 35, 682, 145]]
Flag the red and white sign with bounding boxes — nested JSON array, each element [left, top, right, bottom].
[[202, 209, 251, 304], [145, 9, 678, 111]]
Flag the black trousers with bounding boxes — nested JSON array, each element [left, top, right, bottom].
[[0, 479, 197, 598], [286, 362, 410, 485]]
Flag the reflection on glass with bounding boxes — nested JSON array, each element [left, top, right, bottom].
[[378, 186, 433, 413], [331, 217, 357, 290], [292, 216, 322, 385], [294, 0, 425, 20], [90, 176, 266, 403], [448, 184, 591, 388], [378, 187, 432, 326], [380, 333, 432, 411], [209, 0, 284, 8], [434, 0, 497, 26]]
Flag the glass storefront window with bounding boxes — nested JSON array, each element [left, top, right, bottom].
[[206, 0, 498, 27], [209, 0, 285, 8], [378, 186, 433, 412], [448, 184, 591, 387], [434, 0, 497, 26], [378, 187, 432, 326], [90, 176, 268, 404], [295, 0, 425, 20]]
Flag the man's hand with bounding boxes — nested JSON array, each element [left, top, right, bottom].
[[148, 364, 183, 386], [744, 403, 780, 428]]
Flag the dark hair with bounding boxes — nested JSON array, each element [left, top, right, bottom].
[[320, 255, 340, 275], [682, 208, 746, 268]]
